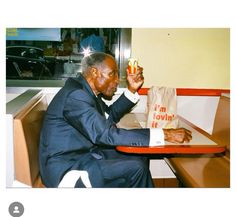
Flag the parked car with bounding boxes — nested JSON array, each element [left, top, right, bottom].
[[6, 46, 55, 80]]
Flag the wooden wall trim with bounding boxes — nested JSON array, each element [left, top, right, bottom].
[[138, 88, 230, 96]]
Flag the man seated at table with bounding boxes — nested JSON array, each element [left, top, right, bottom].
[[39, 52, 192, 188]]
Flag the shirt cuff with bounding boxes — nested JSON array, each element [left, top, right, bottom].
[[124, 89, 140, 104], [149, 128, 165, 146]]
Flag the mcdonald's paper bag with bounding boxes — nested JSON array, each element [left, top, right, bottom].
[[146, 86, 179, 129]]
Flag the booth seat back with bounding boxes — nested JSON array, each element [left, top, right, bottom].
[[166, 95, 230, 187], [14, 95, 48, 187], [212, 95, 230, 153]]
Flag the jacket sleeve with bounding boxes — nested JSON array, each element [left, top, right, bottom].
[[63, 90, 150, 147], [100, 93, 138, 123]]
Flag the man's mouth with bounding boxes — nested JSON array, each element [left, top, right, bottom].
[[112, 87, 117, 93]]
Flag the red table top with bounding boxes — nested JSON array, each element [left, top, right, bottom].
[[116, 144, 225, 154], [116, 115, 225, 154]]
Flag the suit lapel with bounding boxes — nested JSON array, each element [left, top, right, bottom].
[[74, 75, 105, 116], [96, 95, 105, 116]]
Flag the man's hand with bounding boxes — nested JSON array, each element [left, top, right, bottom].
[[163, 128, 192, 143], [126, 66, 144, 93]]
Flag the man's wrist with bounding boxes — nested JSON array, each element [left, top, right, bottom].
[[124, 88, 140, 104], [127, 86, 137, 94]]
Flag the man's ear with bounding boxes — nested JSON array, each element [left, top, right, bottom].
[[90, 67, 101, 77]]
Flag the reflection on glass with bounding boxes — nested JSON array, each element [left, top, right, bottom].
[[6, 28, 121, 81]]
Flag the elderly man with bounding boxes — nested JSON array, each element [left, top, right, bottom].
[[39, 52, 192, 188]]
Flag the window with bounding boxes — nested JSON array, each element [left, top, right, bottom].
[[6, 28, 131, 88]]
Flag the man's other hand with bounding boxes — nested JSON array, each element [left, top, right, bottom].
[[163, 128, 192, 143]]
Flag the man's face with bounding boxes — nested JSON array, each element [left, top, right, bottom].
[[94, 57, 119, 97]]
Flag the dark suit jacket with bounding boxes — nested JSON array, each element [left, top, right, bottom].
[[39, 75, 150, 187]]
